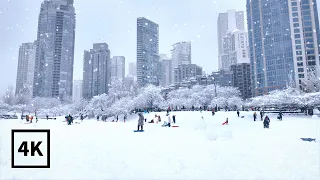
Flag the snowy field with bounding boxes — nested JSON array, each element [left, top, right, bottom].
[[0, 111, 320, 180]]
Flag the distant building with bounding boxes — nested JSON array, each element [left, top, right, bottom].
[[171, 41, 191, 69], [221, 30, 250, 71], [231, 63, 252, 99], [82, 43, 111, 99], [211, 70, 233, 87], [111, 56, 125, 83], [218, 10, 245, 70], [159, 59, 173, 88], [33, 0, 76, 99], [128, 62, 136, 77], [124, 76, 135, 91], [15, 42, 36, 95], [137, 17, 160, 87], [72, 80, 82, 102], [174, 64, 202, 84]]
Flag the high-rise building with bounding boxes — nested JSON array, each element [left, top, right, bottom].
[[218, 10, 245, 70], [221, 30, 250, 71], [159, 59, 173, 88], [15, 42, 36, 95], [231, 63, 252, 99], [33, 0, 76, 99], [137, 17, 160, 87], [247, 0, 320, 96], [128, 62, 136, 77], [72, 80, 82, 103], [211, 70, 233, 87], [82, 43, 111, 99], [171, 41, 191, 69], [174, 64, 202, 84], [111, 56, 125, 83]]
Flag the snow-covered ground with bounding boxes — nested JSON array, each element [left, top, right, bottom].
[[0, 111, 319, 179]]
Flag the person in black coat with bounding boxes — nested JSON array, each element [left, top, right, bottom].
[[278, 111, 283, 121], [263, 116, 270, 128], [172, 115, 176, 123], [260, 111, 263, 121], [237, 110, 240, 117]]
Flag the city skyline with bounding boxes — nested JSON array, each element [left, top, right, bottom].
[[0, 0, 251, 95], [1, 0, 320, 96]]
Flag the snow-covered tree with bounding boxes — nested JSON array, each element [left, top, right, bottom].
[[14, 85, 32, 105], [3, 86, 15, 106], [85, 94, 114, 117], [134, 85, 164, 109], [301, 69, 320, 93], [109, 79, 131, 101]]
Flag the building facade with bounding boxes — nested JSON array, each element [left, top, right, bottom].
[[159, 59, 173, 88], [211, 70, 233, 87], [221, 30, 250, 71], [72, 80, 82, 102], [82, 43, 111, 99], [288, 0, 320, 89], [171, 41, 192, 69], [111, 56, 125, 83], [33, 0, 76, 99], [174, 64, 202, 84], [218, 10, 245, 70], [231, 63, 252, 99], [137, 17, 160, 87], [15, 42, 36, 95], [128, 62, 136, 77], [247, 0, 320, 96]]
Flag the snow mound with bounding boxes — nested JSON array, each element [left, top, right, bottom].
[[311, 115, 320, 119]]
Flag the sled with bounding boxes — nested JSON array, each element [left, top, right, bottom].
[[300, 138, 316, 142], [24, 122, 32, 124], [133, 130, 144, 132], [172, 125, 179, 127]]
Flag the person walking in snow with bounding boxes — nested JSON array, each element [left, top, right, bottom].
[[237, 110, 240, 117], [253, 112, 257, 121], [124, 114, 127, 123], [137, 113, 144, 131], [260, 111, 263, 121], [172, 115, 176, 124], [80, 114, 84, 122], [278, 111, 283, 121], [263, 115, 270, 128], [212, 108, 215, 116]]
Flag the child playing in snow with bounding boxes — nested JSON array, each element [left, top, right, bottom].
[[222, 118, 229, 125]]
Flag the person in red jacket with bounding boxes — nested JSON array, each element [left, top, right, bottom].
[[222, 118, 229, 125]]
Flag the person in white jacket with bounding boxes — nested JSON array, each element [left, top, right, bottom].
[[167, 113, 171, 127]]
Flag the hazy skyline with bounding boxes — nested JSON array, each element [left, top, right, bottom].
[[0, 0, 319, 96]]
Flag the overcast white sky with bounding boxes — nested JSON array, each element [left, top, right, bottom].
[[0, 0, 319, 96]]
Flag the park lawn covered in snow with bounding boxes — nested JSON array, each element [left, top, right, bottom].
[[0, 111, 319, 179]]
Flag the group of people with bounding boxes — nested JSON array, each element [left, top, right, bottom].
[[22, 115, 38, 123], [137, 112, 177, 131]]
